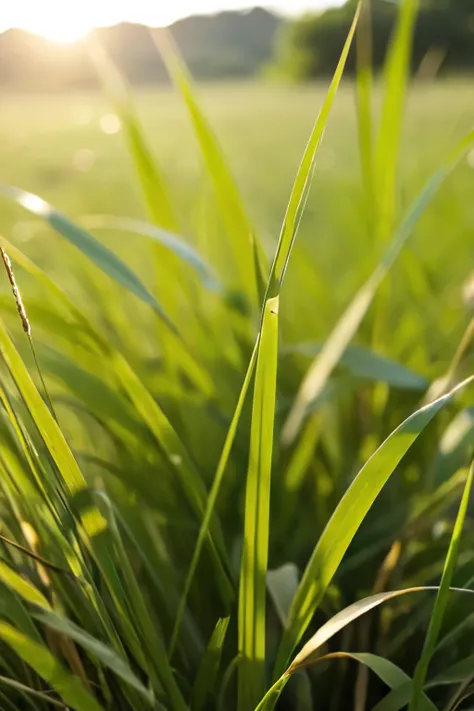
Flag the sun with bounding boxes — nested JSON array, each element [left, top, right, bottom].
[[21, 16, 93, 44]]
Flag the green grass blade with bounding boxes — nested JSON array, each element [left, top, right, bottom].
[[192, 617, 230, 711], [409, 462, 474, 711], [267, 2, 361, 300], [238, 297, 279, 711], [0, 238, 225, 585], [0, 676, 68, 708], [153, 29, 263, 304], [0, 190, 215, 395], [298, 652, 437, 711], [94, 492, 187, 711], [0, 318, 87, 497], [0, 561, 51, 611], [0, 623, 104, 711], [283, 130, 474, 445], [259, 588, 469, 711], [31, 608, 155, 704], [375, 0, 419, 241], [236, 11, 360, 708], [110, 354, 233, 602], [88, 41, 178, 232], [275, 375, 474, 676], [169, 339, 259, 658], [81, 215, 221, 291], [356, 0, 375, 238], [285, 342, 428, 390], [287, 588, 471, 674], [0, 185, 176, 331]]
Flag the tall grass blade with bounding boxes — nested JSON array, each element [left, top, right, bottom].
[[375, 0, 420, 241], [356, 0, 375, 238], [88, 41, 178, 232], [237, 9, 360, 710], [238, 297, 279, 711], [408, 462, 474, 711], [275, 375, 474, 676], [266, 2, 361, 300], [152, 29, 263, 304], [283, 130, 474, 445]]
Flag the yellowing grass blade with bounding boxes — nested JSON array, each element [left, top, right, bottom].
[[275, 375, 474, 677]]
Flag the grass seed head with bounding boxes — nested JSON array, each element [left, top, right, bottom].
[[0, 247, 31, 335]]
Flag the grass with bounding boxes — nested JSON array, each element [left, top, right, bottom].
[[0, 4, 474, 709]]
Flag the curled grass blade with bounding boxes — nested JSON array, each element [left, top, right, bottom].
[[275, 375, 474, 677], [259, 588, 473, 711], [283, 130, 474, 445]]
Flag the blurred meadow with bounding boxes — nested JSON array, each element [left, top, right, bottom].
[[1, 2, 474, 711], [3, 80, 474, 355]]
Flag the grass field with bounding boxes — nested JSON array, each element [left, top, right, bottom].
[[1, 56, 474, 711], [2, 80, 474, 355]]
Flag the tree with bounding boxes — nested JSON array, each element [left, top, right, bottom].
[[273, 0, 474, 79]]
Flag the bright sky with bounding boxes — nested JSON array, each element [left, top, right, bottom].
[[0, 1, 330, 43]]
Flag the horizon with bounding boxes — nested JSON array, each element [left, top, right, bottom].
[[0, 1, 337, 43]]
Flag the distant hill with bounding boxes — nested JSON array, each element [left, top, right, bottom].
[[0, 7, 284, 91]]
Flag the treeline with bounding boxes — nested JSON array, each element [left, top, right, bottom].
[[274, 0, 474, 79], [0, 7, 282, 90]]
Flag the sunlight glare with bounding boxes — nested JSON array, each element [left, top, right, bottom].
[[17, 10, 93, 43]]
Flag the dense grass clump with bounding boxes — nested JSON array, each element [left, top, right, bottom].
[[0, 2, 474, 710]]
